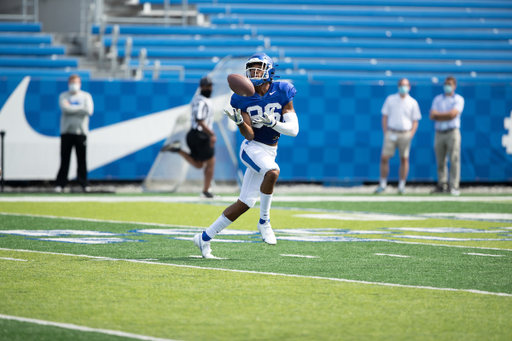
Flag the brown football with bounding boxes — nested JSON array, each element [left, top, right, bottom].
[[227, 74, 255, 97]]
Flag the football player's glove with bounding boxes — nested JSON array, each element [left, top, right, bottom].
[[252, 109, 277, 128], [223, 108, 244, 125]]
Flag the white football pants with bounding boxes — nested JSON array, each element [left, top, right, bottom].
[[238, 139, 279, 208]]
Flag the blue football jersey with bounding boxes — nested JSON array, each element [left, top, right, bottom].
[[230, 81, 296, 145]]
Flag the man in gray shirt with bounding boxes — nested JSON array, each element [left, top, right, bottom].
[[55, 74, 94, 192], [430, 76, 464, 196]]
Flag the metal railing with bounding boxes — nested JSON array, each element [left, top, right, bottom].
[[0, 0, 39, 23], [131, 48, 185, 81]]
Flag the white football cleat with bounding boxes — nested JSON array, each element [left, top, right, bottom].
[[193, 233, 215, 258], [257, 219, 276, 245]]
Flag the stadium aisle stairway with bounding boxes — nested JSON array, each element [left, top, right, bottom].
[[0, 22, 88, 78]]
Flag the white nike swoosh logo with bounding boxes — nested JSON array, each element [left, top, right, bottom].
[[270, 91, 276, 95], [0, 77, 231, 180]]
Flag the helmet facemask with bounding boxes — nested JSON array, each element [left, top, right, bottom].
[[245, 60, 270, 86]]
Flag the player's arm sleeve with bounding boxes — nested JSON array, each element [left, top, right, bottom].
[[273, 109, 299, 137]]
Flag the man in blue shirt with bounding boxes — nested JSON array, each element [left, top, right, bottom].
[[429, 76, 465, 196], [192, 53, 299, 258]]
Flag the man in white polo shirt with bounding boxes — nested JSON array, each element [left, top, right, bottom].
[[375, 78, 421, 195], [429, 76, 464, 196]]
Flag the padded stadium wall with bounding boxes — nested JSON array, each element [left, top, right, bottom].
[[0, 76, 511, 182]]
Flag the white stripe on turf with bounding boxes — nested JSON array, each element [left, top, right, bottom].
[[464, 253, 505, 257], [0, 196, 511, 203], [2, 212, 512, 252], [0, 314, 180, 341], [374, 253, 411, 258], [280, 254, 319, 258], [1, 248, 510, 297], [0, 257, 27, 261]]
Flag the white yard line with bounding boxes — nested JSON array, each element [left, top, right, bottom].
[[464, 253, 505, 257], [0, 195, 511, 203], [374, 253, 411, 258], [0, 257, 27, 261], [0, 314, 180, 341], [280, 254, 319, 258], [1, 248, 510, 298], [2, 212, 512, 252]]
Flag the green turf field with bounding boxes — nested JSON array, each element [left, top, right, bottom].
[[0, 194, 511, 341]]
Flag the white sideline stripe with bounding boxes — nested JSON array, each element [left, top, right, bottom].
[[3, 212, 512, 252], [0, 314, 180, 341], [1, 248, 511, 298], [280, 254, 319, 258], [0, 195, 511, 203], [0, 257, 27, 261], [374, 253, 411, 258], [464, 253, 505, 257]]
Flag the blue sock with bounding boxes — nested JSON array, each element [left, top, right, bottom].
[[202, 231, 212, 241]]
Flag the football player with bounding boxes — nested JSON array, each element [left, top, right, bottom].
[[193, 53, 299, 258]]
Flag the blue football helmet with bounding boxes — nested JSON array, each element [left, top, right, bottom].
[[245, 53, 276, 86]]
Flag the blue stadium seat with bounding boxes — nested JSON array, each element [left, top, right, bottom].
[[197, 4, 512, 19], [0, 57, 78, 68], [144, 0, 512, 9], [0, 34, 53, 44], [0, 67, 90, 78], [211, 15, 512, 29], [0, 45, 66, 55], [0, 22, 42, 32], [92, 25, 251, 35], [117, 46, 512, 62], [104, 36, 265, 47]]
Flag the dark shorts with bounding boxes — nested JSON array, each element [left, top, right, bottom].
[[187, 129, 214, 161]]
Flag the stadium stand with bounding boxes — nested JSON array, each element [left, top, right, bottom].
[[92, 0, 512, 82], [0, 21, 88, 78]]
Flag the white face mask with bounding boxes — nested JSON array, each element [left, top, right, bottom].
[[69, 83, 80, 93]]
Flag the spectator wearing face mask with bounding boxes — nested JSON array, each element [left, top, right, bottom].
[[161, 76, 217, 198], [55, 74, 94, 193], [375, 78, 421, 195], [429, 76, 464, 196]]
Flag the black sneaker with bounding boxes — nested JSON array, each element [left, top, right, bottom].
[[200, 191, 217, 199], [161, 141, 181, 152], [430, 184, 448, 194]]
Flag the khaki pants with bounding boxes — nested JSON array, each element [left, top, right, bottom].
[[434, 129, 461, 189], [382, 130, 412, 158]]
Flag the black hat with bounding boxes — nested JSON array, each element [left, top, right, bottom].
[[199, 76, 213, 86]]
